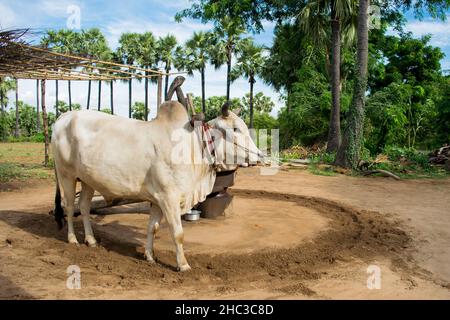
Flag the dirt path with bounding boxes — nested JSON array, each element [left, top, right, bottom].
[[0, 169, 449, 299]]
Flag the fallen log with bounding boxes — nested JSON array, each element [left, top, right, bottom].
[[362, 169, 401, 180]]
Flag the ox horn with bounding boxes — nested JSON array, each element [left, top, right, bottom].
[[221, 102, 231, 117]]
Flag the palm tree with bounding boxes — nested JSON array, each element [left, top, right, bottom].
[[136, 32, 160, 120], [211, 17, 247, 101], [36, 79, 40, 132], [42, 30, 82, 112], [175, 31, 214, 113], [117, 33, 141, 118], [80, 28, 110, 110], [40, 31, 59, 115], [0, 77, 16, 141], [95, 46, 112, 111], [231, 39, 266, 128], [335, 0, 369, 168], [157, 35, 178, 100], [299, 0, 357, 152], [14, 78, 19, 137]]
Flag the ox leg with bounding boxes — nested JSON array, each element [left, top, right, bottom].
[[79, 182, 97, 247], [144, 203, 163, 263], [160, 201, 190, 272], [61, 177, 78, 245]]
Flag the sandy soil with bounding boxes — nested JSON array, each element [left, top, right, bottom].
[[0, 167, 449, 299]]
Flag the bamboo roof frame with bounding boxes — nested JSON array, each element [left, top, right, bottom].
[[0, 31, 184, 81]]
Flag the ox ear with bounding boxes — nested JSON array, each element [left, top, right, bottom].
[[221, 102, 231, 117], [232, 108, 241, 116]]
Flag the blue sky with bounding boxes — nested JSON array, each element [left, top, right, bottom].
[[0, 0, 449, 118]]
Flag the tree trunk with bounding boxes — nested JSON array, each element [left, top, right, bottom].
[[157, 74, 162, 111], [335, 0, 370, 169], [36, 79, 40, 132], [1, 90, 6, 142], [226, 45, 232, 101], [249, 75, 255, 129], [41, 79, 49, 167], [15, 79, 19, 138], [128, 79, 132, 118], [164, 63, 170, 100], [327, 8, 342, 153], [110, 81, 114, 115], [68, 80, 72, 111], [144, 73, 149, 121], [55, 80, 59, 116], [87, 80, 91, 110], [98, 81, 102, 111], [201, 67, 206, 114]]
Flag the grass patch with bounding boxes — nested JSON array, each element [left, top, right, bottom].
[[0, 142, 53, 183], [308, 164, 338, 176], [0, 163, 52, 183]]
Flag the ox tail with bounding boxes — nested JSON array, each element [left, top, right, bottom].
[[54, 169, 65, 230]]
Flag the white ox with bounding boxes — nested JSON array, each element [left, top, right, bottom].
[[51, 101, 262, 271]]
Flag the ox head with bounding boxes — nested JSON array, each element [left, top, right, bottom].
[[208, 102, 264, 171]]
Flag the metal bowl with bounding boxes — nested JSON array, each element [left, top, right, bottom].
[[184, 209, 201, 221]]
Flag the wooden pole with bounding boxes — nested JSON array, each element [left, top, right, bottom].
[[14, 78, 19, 137], [55, 80, 59, 116], [157, 74, 162, 111], [36, 79, 41, 132], [1, 88, 6, 142], [128, 79, 132, 118], [110, 81, 114, 115], [68, 80, 72, 111], [144, 72, 148, 121], [98, 81, 101, 111], [87, 80, 91, 110], [41, 79, 49, 167]]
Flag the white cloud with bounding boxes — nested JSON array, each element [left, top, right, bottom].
[[104, 18, 212, 49], [404, 16, 450, 47], [0, 3, 18, 28], [40, 0, 81, 18]]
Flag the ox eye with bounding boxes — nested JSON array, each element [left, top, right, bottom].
[[234, 128, 239, 132]]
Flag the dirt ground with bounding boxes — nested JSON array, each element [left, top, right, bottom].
[[0, 167, 449, 299]]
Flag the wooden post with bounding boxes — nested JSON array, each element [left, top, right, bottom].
[[55, 80, 59, 116], [68, 80, 72, 111], [41, 79, 49, 167], [110, 81, 114, 115], [157, 74, 162, 111], [14, 78, 19, 138], [1, 88, 6, 142], [36, 79, 41, 132], [144, 72, 148, 121], [98, 81, 101, 111], [128, 79, 132, 118]]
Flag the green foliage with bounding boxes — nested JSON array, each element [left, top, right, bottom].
[[131, 102, 148, 120], [191, 95, 243, 121], [100, 109, 112, 115], [252, 112, 278, 130], [56, 101, 81, 114], [370, 145, 449, 179], [242, 92, 275, 114], [278, 66, 351, 148]]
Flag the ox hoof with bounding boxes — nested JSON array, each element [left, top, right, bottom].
[[144, 249, 156, 264], [178, 264, 191, 272], [84, 236, 97, 247], [68, 234, 79, 245]]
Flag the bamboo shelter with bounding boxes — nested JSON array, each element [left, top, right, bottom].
[[0, 29, 180, 166]]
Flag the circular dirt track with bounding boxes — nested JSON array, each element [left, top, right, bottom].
[[0, 183, 422, 299]]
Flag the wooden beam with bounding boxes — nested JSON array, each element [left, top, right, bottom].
[[41, 79, 49, 167], [157, 74, 162, 111]]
